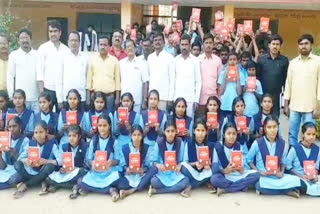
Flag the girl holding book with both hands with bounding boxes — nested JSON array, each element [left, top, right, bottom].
[[77, 114, 121, 202], [206, 96, 224, 142], [45, 125, 88, 199]]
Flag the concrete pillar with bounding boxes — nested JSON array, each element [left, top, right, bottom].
[[121, 0, 144, 29], [223, 4, 234, 24]]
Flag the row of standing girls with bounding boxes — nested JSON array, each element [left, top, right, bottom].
[[0, 87, 319, 199]]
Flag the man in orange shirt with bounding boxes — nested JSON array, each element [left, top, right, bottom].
[[109, 30, 127, 61]]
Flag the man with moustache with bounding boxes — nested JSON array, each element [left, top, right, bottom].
[[284, 34, 320, 145], [0, 34, 9, 91], [86, 35, 120, 112], [7, 29, 40, 113], [109, 30, 127, 61], [147, 32, 175, 112], [257, 34, 289, 117], [173, 34, 201, 118], [56, 31, 88, 110], [37, 20, 69, 112]]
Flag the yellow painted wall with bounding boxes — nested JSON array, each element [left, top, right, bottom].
[[234, 8, 320, 59]]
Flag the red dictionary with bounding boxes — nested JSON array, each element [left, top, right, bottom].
[[219, 26, 229, 41], [260, 17, 270, 33], [207, 112, 218, 128], [91, 115, 99, 130], [236, 116, 247, 132], [0, 131, 10, 151], [172, 1, 178, 11], [266, 155, 278, 175], [176, 119, 186, 135], [130, 29, 137, 42], [226, 66, 238, 82], [215, 10, 224, 21], [176, 20, 183, 32], [66, 111, 77, 125], [198, 146, 210, 166], [118, 107, 129, 123], [126, 24, 131, 34], [171, 32, 181, 43], [148, 110, 158, 125], [192, 8, 201, 23], [62, 152, 74, 172], [247, 76, 257, 92], [94, 151, 108, 171], [231, 151, 243, 168], [237, 24, 244, 35], [165, 151, 176, 170], [129, 153, 141, 173], [243, 20, 253, 34], [28, 147, 40, 163], [304, 160, 317, 179], [214, 21, 224, 33], [6, 113, 17, 126], [227, 18, 235, 33]]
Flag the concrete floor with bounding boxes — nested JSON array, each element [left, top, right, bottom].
[[2, 114, 316, 214]]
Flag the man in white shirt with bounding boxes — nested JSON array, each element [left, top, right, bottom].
[[37, 20, 69, 112], [147, 32, 175, 112], [120, 39, 149, 113], [7, 28, 40, 113], [174, 34, 201, 118], [56, 31, 88, 110]]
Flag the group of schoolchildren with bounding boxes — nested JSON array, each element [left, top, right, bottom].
[[0, 55, 319, 200]]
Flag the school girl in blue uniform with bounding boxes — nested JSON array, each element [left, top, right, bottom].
[[172, 97, 193, 142], [13, 121, 59, 198], [46, 125, 88, 199], [286, 122, 320, 196], [139, 90, 167, 156], [0, 117, 29, 190], [148, 117, 191, 197], [210, 122, 260, 196], [247, 115, 301, 198], [6, 89, 34, 138], [35, 92, 58, 139], [57, 89, 86, 146], [220, 96, 254, 150], [113, 92, 140, 152], [0, 90, 9, 131], [117, 125, 157, 199], [181, 118, 216, 193], [83, 91, 111, 138], [205, 96, 224, 142], [78, 114, 121, 202]]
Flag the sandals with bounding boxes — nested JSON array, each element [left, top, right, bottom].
[[13, 183, 27, 199], [180, 185, 192, 198], [109, 187, 119, 202]]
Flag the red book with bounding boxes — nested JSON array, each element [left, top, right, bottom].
[[130, 29, 137, 42], [231, 151, 243, 168], [176, 119, 186, 135], [126, 24, 131, 34], [28, 147, 40, 163], [237, 24, 244, 35], [266, 155, 278, 175], [172, 1, 178, 11], [304, 160, 317, 179], [226, 66, 238, 82], [214, 21, 223, 33], [243, 20, 253, 34], [219, 26, 229, 41], [236, 116, 247, 132], [94, 151, 108, 171], [171, 32, 181, 43], [148, 110, 158, 125], [66, 111, 77, 125], [0, 131, 10, 151], [165, 151, 176, 170], [227, 18, 235, 33], [207, 112, 218, 129], [6, 113, 17, 126], [198, 146, 210, 166], [91, 115, 99, 130], [260, 17, 270, 33], [62, 152, 74, 172], [176, 20, 183, 32], [118, 107, 129, 123], [215, 10, 224, 21], [192, 8, 201, 23], [129, 153, 141, 173], [247, 76, 257, 92]]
